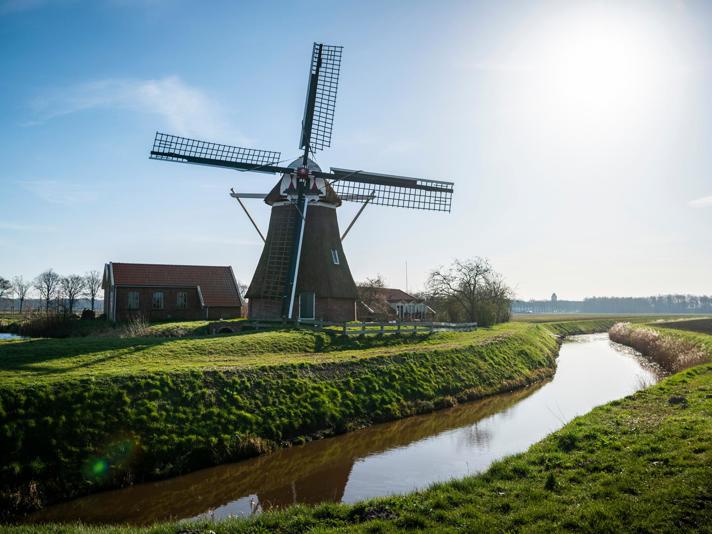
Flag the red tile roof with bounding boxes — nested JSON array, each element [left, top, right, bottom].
[[365, 287, 419, 302], [108, 263, 242, 307]]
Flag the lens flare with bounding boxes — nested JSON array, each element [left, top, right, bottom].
[[91, 458, 108, 477], [82, 436, 137, 482]]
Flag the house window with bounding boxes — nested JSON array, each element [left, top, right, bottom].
[[299, 292, 315, 320], [176, 291, 188, 309], [152, 291, 164, 310], [331, 249, 340, 265], [127, 291, 139, 310]]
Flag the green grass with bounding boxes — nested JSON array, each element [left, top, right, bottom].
[[652, 317, 712, 335], [8, 354, 712, 532], [3, 320, 710, 531], [0, 323, 529, 386], [0, 322, 559, 519]]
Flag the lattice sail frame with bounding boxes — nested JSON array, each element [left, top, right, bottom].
[[150, 132, 281, 167], [325, 169, 454, 212], [301, 44, 343, 152]]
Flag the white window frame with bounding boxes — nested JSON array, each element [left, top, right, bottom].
[[152, 291, 164, 310], [176, 291, 188, 310], [331, 249, 340, 265]]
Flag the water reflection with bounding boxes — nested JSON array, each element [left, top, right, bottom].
[[29, 334, 660, 525]]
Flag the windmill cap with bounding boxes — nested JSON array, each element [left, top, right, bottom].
[[286, 157, 322, 173]]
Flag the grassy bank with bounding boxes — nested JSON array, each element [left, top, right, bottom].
[[9, 349, 712, 532], [0, 315, 247, 339], [0, 322, 558, 519]]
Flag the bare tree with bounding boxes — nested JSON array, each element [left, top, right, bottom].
[[0, 276, 11, 302], [84, 270, 102, 311], [61, 274, 86, 315], [427, 258, 492, 323], [34, 269, 61, 313], [12, 276, 31, 314], [236, 280, 248, 299], [481, 272, 514, 324], [426, 258, 513, 326], [357, 275, 393, 319]]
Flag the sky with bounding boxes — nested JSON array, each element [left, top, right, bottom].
[[0, 0, 711, 300]]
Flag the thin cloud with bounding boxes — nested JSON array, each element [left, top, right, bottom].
[[19, 180, 98, 206], [689, 195, 712, 208], [29, 76, 249, 142], [0, 221, 57, 232]]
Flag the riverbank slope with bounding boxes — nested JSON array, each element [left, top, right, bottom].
[[0, 322, 558, 519]]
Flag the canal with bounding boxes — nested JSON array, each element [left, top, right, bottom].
[[29, 333, 662, 525]]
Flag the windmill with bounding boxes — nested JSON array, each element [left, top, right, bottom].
[[149, 43, 454, 322]]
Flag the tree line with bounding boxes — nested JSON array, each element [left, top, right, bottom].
[[513, 295, 712, 314], [0, 269, 103, 315]]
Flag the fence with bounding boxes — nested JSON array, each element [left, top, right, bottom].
[[208, 320, 477, 336]]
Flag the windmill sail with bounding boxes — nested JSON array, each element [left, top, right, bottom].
[[150, 132, 288, 174], [319, 168, 454, 212], [300, 44, 343, 153]]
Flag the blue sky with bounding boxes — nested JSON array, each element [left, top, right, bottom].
[[1, 0, 711, 299]]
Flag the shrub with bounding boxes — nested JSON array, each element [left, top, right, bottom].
[[121, 316, 150, 338], [609, 323, 710, 373], [16, 313, 76, 338]]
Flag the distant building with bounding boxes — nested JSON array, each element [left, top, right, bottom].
[[103, 262, 244, 322], [359, 287, 435, 321], [551, 293, 558, 303]]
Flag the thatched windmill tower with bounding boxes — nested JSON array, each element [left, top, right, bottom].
[[149, 43, 454, 322]]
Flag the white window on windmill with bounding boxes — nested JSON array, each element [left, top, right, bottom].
[[331, 249, 340, 265]]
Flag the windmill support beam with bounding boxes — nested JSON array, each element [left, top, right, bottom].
[[287, 198, 309, 319], [340, 192, 374, 242], [230, 188, 266, 243]]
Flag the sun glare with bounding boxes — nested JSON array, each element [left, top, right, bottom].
[[508, 4, 683, 129]]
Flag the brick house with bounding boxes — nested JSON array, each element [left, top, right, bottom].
[[103, 262, 244, 322]]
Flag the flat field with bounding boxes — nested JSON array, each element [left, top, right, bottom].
[[512, 313, 698, 323], [654, 317, 712, 335]]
